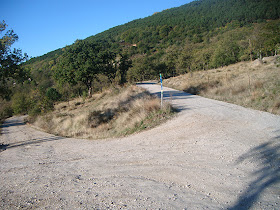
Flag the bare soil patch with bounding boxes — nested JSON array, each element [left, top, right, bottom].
[[1, 84, 279, 209]]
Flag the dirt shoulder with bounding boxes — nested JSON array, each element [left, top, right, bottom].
[[1, 84, 279, 209]]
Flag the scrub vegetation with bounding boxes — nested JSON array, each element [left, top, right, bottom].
[[30, 86, 175, 139], [164, 56, 280, 115], [1, 0, 280, 126]]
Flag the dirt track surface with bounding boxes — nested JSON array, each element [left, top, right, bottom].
[[1, 83, 279, 209]]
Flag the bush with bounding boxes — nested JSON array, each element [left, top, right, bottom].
[[0, 100, 13, 121], [28, 105, 42, 117], [46, 88, 61, 101], [11, 93, 30, 115]]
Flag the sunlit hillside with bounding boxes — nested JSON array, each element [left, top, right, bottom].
[[164, 56, 280, 115]]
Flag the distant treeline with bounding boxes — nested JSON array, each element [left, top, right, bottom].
[[19, 0, 279, 114]]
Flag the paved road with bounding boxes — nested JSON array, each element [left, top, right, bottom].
[[1, 83, 279, 209]]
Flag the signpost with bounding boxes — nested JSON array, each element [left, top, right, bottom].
[[160, 73, 163, 109]]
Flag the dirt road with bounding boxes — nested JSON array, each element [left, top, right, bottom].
[[1, 83, 279, 209]]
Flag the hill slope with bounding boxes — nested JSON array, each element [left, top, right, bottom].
[[20, 0, 280, 116], [27, 0, 280, 67], [87, 0, 280, 44], [164, 56, 280, 115]]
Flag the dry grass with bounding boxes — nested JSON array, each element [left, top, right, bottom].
[[164, 56, 280, 115], [31, 85, 175, 139]]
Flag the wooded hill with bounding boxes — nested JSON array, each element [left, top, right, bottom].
[[24, 0, 280, 98]]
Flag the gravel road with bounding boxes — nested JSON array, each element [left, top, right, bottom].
[[1, 83, 279, 209]]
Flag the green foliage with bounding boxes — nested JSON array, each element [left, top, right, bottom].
[[0, 20, 28, 99], [0, 100, 13, 121], [82, 90, 88, 102], [24, 0, 280, 94], [33, 96, 54, 114], [118, 54, 132, 85], [25, 48, 62, 65], [211, 39, 239, 68], [11, 93, 30, 115], [52, 39, 134, 95], [27, 89, 54, 116], [53, 40, 119, 95], [46, 87, 61, 101]]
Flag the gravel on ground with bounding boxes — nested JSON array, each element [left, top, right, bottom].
[[0, 83, 279, 209]]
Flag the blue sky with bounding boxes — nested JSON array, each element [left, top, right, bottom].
[[1, 0, 192, 58]]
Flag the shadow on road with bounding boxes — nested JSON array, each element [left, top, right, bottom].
[[153, 90, 194, 99], [1, 117, 65, 152], [137, 83, 197, 111], [136, 82, 157, 85], [229, 134, 280, 209], [152, 90, 194, 111], [0, 136, 65, 152], [0, 121, 25, 128]]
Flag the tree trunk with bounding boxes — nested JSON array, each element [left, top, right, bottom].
[[88, 87, 93, 97], [259, 51, 262, 60], [249, 39, 253, 62]]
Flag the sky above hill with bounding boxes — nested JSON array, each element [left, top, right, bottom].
[[2, 0, 192, 58]]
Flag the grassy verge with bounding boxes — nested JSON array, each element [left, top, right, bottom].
[[164, 56, 280, 115], [30, 85, 176, 139]]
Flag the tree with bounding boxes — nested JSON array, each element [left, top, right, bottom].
[[11, 92, 30, 115], [23, 0, 280, 85], [98, 50, 117, 82], [162, 46, 178, 77], [177, 40, 194, 73], [54, 40, 101, 96], [46, 87, 61, 101], [0, 20, 28, 99], [159, 25, 171, 39], [261, 20, 280, 56], [210, 34, 240, 68], [118, 54, 132, 85], [53, 40, 118, 96]]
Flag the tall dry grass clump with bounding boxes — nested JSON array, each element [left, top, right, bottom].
[[164, 56, 280, 115], [31, 85, 175, 139]]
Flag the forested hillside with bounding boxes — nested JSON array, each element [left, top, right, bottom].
[[1, 0, 280, 118], [26, 0, 280, 79]]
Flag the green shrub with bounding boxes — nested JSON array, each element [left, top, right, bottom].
[[0, 101, 13, 121], [46, 88, 61, 101], [28, 105, 42, 117], [82, 91, 88, 102], [11, 93, 30, 115]]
